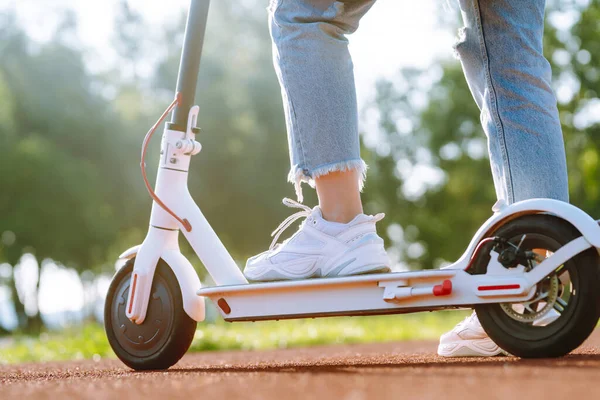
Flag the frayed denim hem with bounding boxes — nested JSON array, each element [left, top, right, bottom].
[[288, 159, 367, 203]]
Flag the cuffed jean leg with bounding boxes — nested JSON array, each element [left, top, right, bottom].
[[455, 0, 568, 204], [269, 0, 376, 201]]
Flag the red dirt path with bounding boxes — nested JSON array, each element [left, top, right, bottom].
[[2, 329, 600, 400]]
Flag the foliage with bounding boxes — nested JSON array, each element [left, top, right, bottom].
[[0, 324, 111, 364], [0, 1, 297, 268], [0, 311, 469, 364], [0, 2, 291, 331], [363, 2, 600, 269], [0, 15, 140, 269], [363, 64, 494, 269]]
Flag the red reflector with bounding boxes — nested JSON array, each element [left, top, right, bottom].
[[128, 273, 138, 315], [218, 298, 231, 314], [478, 284, 520, 291], [433, 280, 453, 296]]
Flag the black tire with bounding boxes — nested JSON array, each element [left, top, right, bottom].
[[104, 258, 197, 370], [474, 214, 600, 358]]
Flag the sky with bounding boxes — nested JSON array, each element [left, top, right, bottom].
[[0, 0, 456, 321], [6, 0, 456, 106]]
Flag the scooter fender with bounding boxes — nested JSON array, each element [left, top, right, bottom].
[[454, 198, 600, 268], [160, 249, 205, 322], [119, 229, 205, 324], [119, 245, 141, 260]]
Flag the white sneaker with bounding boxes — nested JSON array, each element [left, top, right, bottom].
[[438, 309, 561, 357], [438, 312, 505, 357], [244, 198, 391, 282]]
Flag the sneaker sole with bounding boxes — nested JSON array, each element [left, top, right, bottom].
[[246, 264, 390, 282], [437, 339, 507, 357], [325, 242, 391, 277], [329, 264, 391, 278]]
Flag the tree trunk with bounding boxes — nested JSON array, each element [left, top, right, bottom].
[[8, 268, 44, 334]]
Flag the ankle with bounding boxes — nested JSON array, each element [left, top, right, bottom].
[[314, 169, 364, 224], [320, 207, 362, 224]]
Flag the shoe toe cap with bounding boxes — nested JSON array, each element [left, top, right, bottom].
[[243, 262, 267, 280], [246, 250, 270, 265], [438, 330, 460, 345], [244, 254, 276, 281]]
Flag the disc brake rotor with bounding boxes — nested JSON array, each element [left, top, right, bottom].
[[500, 274, 560, 323]]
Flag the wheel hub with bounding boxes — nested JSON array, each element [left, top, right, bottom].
[[500, 274, 560, 323], [110, 272, 175, 358]]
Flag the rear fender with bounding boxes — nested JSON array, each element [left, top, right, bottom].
[[451, 199, 600, 268]]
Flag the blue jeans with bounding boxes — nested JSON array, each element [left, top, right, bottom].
[[269, 0, 569, 204]]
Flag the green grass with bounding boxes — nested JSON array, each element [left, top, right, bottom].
[[0, 311, 469, 364]]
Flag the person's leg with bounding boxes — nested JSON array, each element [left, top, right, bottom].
[[439, 0, 568, 357], [454, 0, 568, 203], [316, 169, 363, 223], [269, 0, 373, 207], [245, 0, 390, 282]]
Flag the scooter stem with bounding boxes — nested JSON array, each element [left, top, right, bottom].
[[169, 0, 211, 132], [126, 0, 250, 324]]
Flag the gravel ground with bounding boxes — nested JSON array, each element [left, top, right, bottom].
[[1, 329, 599, 400]]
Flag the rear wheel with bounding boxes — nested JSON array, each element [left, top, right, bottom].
[[104, 258, 197, 370], [474, 214, 600, 358]]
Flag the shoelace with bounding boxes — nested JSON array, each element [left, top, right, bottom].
[[269, 198, 313, 250]]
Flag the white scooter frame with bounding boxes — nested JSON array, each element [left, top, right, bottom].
[[119, 100, 600, 325], [108, 1, 600, 366]]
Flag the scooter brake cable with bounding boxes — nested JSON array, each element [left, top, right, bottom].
[[464, 236, 499, 271], [140, 92, 193, 232]]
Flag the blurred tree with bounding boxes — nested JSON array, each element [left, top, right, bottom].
[[0, 12, 144, 331], [0, 0, 292, 329], [0, 15, 146, 269], [113, 0, 146, 81], [363, 1, 600, 270], [555, 0, 600, 216]]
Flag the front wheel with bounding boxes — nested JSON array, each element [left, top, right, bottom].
[[474, 214, 600, 358], [104, 258, 197, 370]]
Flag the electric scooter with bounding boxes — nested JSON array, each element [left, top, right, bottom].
[[104, 0, 600, 370]]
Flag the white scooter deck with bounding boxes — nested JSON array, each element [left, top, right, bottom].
[[198, 270, 459, 321], [197, 269, 530, 322], [197, 267, 535, 322], [197, 235, 593, 322]]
